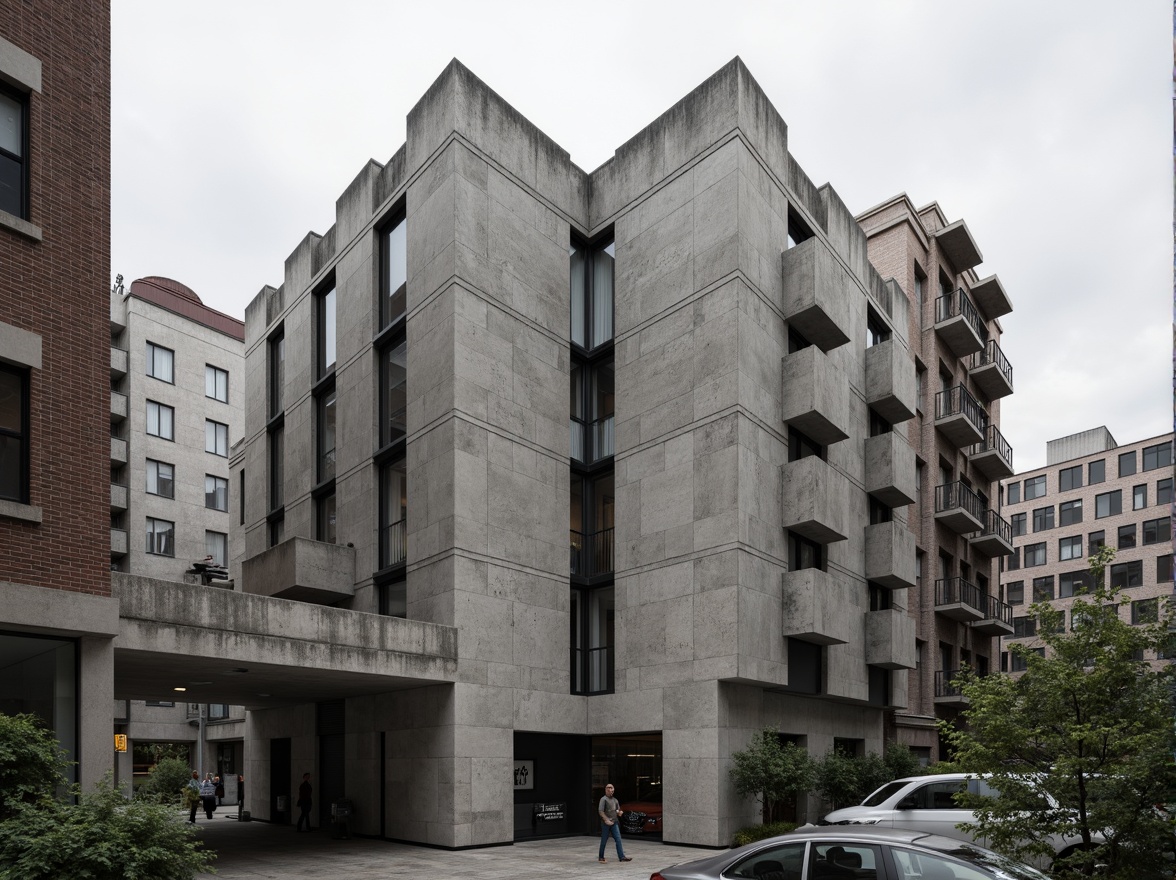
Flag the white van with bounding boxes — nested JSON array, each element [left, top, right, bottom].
[[821, 773, 1097, 869]]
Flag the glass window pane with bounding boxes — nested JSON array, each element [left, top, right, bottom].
[[318, 390, 336, 481], [0, 92, 20, 156], [319, 287, 336, 375], [0, 434, 20, 500], [383, 218, 407, 327], [381, 342, 406, 447], [569, 244, 586, 348], [592, 242, 615, 346]]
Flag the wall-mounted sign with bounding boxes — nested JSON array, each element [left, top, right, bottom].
[[114, 734, 127, 753], [513, 759, 534, 790], [533, 802, 565, 822]]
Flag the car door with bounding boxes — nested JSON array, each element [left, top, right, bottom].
[[804, 842, 883, 879], [891, 779, 975, 843]]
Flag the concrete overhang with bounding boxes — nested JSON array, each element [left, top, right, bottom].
[[934, 219, 983, 272], [112, 574, 458, 709], [969, 274, 1012, 320], [242, 536, 356, 604]]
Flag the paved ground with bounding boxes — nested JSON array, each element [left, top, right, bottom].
[[192, 815, 716, 879]]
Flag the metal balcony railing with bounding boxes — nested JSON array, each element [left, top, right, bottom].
[[570, 527, 614, 577], [934, 576, 984, 614], [379, 520, 407, 569], [969, 339, 1013, 389], [984, 593, 1013, 627], [976, 508, 1012, 545], [934, 481, 986, 521], [935, 287, 986, 341], [934, 667, 978, 699], [934, 384, 987, 430], [570, 415, 615, 464], [969, 423, 1013, 465]]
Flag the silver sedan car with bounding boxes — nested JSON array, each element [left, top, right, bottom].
[[648, 826, 1049, 880]]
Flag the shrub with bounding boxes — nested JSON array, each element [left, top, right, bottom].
[[0, 714, 67, 821], [732, 821, 797, 847], [729, 729, 815, 823], [138, 757, 194, 805]]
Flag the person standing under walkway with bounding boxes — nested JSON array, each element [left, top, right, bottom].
[[597, 783, 630, 863], [199, 773, 217, 820], [296, 773, 313, 832], [185, 771, 201, 823]]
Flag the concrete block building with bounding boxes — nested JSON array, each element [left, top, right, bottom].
[[108, 275, 247, 793], [226, 56, 1014, 847], [998, 428, 1173, 669], [858, 196, 1016, 760]]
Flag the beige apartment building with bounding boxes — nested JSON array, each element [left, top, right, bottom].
[[858, 197, 1015, 761], [999, 427, 1173, 669]]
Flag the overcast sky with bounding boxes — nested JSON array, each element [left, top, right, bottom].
[[111, 1, 1172, 472]]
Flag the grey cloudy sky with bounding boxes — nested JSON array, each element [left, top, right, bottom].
[[111, 1, 1172, 472]]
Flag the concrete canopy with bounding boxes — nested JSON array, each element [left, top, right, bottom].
[[112, 574, 458, 709]]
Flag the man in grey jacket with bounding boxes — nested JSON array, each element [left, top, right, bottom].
[[597, 783, 631, 863]]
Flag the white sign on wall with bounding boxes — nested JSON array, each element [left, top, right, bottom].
[[513, 759, 534, 790]]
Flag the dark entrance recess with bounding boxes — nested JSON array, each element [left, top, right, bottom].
[[270, 737, 291, 824], [317, 700, 346, 828], [591, 733, 663, 838], [513, 732, 590, 838]]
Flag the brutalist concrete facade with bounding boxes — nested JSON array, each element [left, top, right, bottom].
[[858, 195, 1015, 761], [237, 58, 928, 847], [999, 429, 1173, 670]]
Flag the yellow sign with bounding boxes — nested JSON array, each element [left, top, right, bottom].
[[114, 734, 127, 753]]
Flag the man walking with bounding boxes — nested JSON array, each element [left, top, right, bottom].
[[296, 773, 313, 832], [597, 783, 631, 863]]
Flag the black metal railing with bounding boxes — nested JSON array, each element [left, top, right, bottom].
[[570, 528, 614, 577], [935, 576, 985, 614], [969, 339, 1013, 390], [570, 415, 615, 464], [379, 520, 407, 569], [934, 668, 977, 699], [934, 481, 986, 521], [983, 593, 1013, 627], [977, 508, 1012, 545], [969, 424, 1013, 467], [571, 645, 614, 695], [935, 287, 986, 341], [934, 384, 987, 431]]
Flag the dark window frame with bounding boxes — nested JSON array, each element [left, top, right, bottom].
[[145, 458, 175, 499], [1088, 459, 1106, 484], [1059, 499, 1082, 526], [378, 209, 407, 332], [0, 363, 30, 503], [205, 419, 229, 457], [145, 516, 175, 557], [146, 399, 175, 441], [145, 341, 175, 384], [569, 234, 615, 354], [1143, 442, 1173, 472], [0, 82, 29, 220], [1024, 475, 1046, 500], [204, 474, 228, 511], [1058, 465, 1082, 492], [205, 364, 229, 403]]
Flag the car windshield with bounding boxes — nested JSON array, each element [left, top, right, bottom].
[[862, 781, 910, 807], [939, 844, 1052, 880]]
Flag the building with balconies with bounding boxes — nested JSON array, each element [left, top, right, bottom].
[[222, 58, 939, 846], [107, 275, 247, 789], [858, 194, 1015, 761], [999, 428, 1173, 672]]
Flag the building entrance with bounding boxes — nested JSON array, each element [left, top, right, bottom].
[[591, 733, 663, 838]]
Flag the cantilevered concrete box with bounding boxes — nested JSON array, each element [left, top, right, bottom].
[[864, 521, 916, 590], [970, 274, 1012, 321], [781, 346, 850, 446], [242, 537, 356, 605], [782, 456, 849, 544], [864, 339, 916, 425], [780, 237, 852, 352], [781, 568, 857, 645], [865, 608, 916, 669], [865, 432, 916, 508]]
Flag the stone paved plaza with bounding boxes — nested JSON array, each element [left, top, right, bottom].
[[194, 816, 713, 879]]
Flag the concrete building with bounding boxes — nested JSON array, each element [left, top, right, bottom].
[[857, 196, 1015, 761], [225, 56, 947, 847], [998, 428, 1173, 669], [0, 1, 114, 790], [108, 274, 247, 794]]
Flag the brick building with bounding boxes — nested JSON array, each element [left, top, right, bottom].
[[999, 428, 1173, 668], [0, 2, 114, 788], [858, 196, 1015, 760]]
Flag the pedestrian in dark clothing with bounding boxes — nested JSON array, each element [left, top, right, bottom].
[[296, 773, 313, 831], [199, 773, 217, 819]]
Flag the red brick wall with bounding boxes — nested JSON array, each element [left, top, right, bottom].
[[0, 1, 111, 597]]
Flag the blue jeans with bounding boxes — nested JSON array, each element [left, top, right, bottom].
[[599, 820, 625, 859]]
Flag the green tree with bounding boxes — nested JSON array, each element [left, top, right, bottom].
[[0, 714, 214, 879], [729, 729, 815, 824], [0, 714, 67, 821], [814, 742, 919, 810], [138, 756, 194, 805], [944, 547, 1176, 879]]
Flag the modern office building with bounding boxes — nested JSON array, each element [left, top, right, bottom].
[[998, 428, 1173, 669], [0, 1, 114, 790], [108, 274, 247, 793], [228, 56, 941, 846], [858, 195, 1015, 761]]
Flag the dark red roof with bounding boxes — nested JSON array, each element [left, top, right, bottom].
[[127, 277, 245, 341]]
